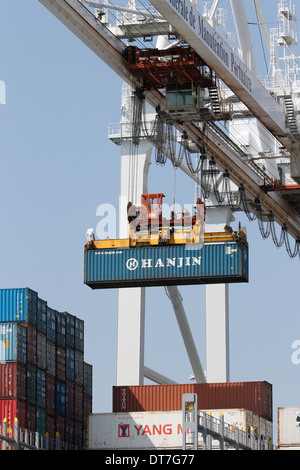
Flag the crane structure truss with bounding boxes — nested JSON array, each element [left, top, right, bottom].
[[38, 0, 300, 243]]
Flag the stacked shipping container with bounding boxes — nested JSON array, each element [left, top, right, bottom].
[[0, 288, 92, 449], [113, 382, 273, 422]]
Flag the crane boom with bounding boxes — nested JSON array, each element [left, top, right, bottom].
[[147, 0, 296, 153]]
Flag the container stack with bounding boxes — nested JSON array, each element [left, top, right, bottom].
[[0, 288, 92, 449], [113, 382, 272, 420]]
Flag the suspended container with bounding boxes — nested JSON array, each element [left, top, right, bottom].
[[0, 288, 37, 324], [84, 241, 248, 289]]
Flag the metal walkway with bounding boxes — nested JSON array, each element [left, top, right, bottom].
[[182, 393, 275, 450]]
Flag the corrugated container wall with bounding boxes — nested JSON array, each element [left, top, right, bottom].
[[56, 311, 66, 347], [278, 407, 300, 450], [0, 288, 37, 324], [0, 323, 27, 363], [88, 410, 273, 450], [46, 307, 56, 343], [113, 382, 272, 422], [0, 363, 26, 401], [37, 298, 47, 334], [0, 399, 26, 435], [84, 242, 249, 289], [65, 313, 75, 348], [27, 324, 37, 365], [37, 333, 47, 370], [75, 318, 84, 352]]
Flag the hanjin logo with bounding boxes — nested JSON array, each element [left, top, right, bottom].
[[126, 258, 138, 271]]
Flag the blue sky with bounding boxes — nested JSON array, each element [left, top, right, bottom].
[[0, 0, 299, 440]]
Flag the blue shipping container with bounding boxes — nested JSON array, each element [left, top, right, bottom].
[[75, 317, 84, 352], [65, 312, 75, 348], [37, 298, 47, 334], [56, 312, 66, 347], [0, 323, 27, 363], [36, 368, 46, 409], [66, 347, 75, 381], [84, 241, 249, 289], [0, 288, 37, 324]]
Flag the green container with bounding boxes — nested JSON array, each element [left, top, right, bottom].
[[36, 407, 46, 436]]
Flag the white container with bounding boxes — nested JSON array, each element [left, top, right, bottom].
[[88, 409, 273, 450], [88, 411, 183, 450], [278, 407, 300, 450]]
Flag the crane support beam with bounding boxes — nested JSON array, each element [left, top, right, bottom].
[[165, 286, 206, 384], [148, 0, 297, 153], [144, 366, 177, 384]]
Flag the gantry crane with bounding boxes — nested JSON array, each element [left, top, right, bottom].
[[37, 0, 300, 387]]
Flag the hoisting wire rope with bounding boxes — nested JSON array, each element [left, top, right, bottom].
[[239, 190, 300, 259], [137, 92, 300, 260]]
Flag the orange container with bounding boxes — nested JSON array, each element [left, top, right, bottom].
[[113, 381, 272, 421]]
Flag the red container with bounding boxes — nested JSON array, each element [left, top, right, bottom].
[[46, 414, 55, 439], [26, 403, 36, 432], [36, 333, 47, 370], [56, 415, 65, 442], [113, 381, 273, 421], [56, 346, 66, 382], [65, 418, 74, 446], [0, 399, 26, 434], [46, 414, 56, 449], [83, 394, 92, 429], [74, 421, 83, 449], [0, 363, 26, 402], [46, 376, 56, 416], [74, 384, 83, 422]]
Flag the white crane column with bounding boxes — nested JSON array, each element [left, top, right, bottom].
[[205, 203, 233, 383], [116, 86, 154, 386], [116, 139, 152, 386]]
